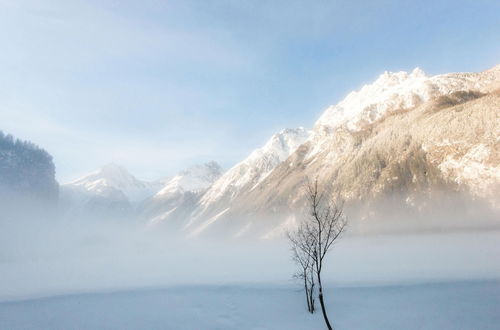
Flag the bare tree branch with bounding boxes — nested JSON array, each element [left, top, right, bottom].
[[287, 177, 347, 330]]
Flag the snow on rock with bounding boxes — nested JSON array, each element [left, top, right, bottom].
[[305, 66, 500, 160], [182, 127, 310, 236], [188, 207, 230, 236], [179, 65, 500, 238], [314, 67, 499, 135], [65, 163, 160, 204], [154, 161, 222, 198], [143, 162, 223, 228], [316, 68, 429, 132], [199, 127, 310, 207], [439, 144, 500, 200]]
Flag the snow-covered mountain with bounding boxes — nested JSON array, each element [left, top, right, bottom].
[[141, 161, 223, 227], [60, 163, 162, 220], [309, 65, 500, 155], [199, 128, 309, 206], [155, 161, 222, 198], [316, 66, 499, 131], [66, 163, 161, 203], [58, 65, 500, 237], [61, 160, 223, 224], [180, 127, 310, 235], [179, 65, 500, 238]]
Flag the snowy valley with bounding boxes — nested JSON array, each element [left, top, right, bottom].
[[2, 1, 500, 327], [2, 64, 499, 330]]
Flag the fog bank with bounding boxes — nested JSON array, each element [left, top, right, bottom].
[[1, 211, 500, 302]]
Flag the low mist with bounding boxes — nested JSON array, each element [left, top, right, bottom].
[[1, 194, 499, 302]]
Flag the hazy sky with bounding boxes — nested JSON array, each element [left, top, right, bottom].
[[0, 0, 499, 182]]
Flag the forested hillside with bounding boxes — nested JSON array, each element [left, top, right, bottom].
[[0, 131, 58, 204]]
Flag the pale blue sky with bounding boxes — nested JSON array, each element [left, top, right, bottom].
[[0, 0, 499, 182]]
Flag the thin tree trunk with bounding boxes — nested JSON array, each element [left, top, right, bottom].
[[317, 272, 333, 330], [309, 287, 315, 313], [304, 276, 312, 313], [309, 272, 315, 313]]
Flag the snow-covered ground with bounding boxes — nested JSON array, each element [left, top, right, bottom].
[[1, 281, 499, 330]]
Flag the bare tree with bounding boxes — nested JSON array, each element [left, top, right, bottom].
[[288, 179, 347, 330], [288, 231, 315, 313]]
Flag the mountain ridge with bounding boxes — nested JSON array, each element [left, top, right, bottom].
[[178, 65, 500, 238], [57, 65, 500, 238]]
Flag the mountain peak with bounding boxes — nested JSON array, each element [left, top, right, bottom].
[[193, 127, 310, 220], [179, 161, 222, 177], [255, 127, 309, 159], [70, 163, 136, 187], [66, 163, 158, 203], [375, 67, 427, 86], [411, 67, 426, 77], [155, 161, 223, 197], [314, 66, 497, 135]]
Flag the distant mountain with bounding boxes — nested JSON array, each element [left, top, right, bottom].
[[155, 161, 223, 197], [181, 128, 310, 236], [141, 161, 223, 228], [60, 163, 161, 220], [180, 65, 500, 238], [65, 163, 160, 203], [57, 65, 500, 238], [0, 131, 58, 205], [61, 162, 223, 223]]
